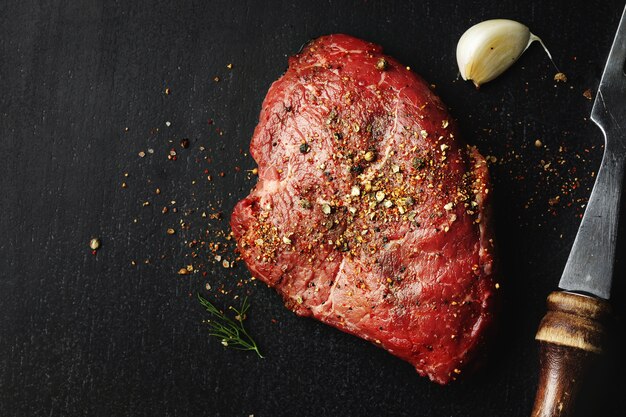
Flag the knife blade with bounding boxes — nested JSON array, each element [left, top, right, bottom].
[[530, 6, 626, 417], [558, 5, 626, 300]]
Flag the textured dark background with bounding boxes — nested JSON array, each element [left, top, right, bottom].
[[1, 1, 625, 416]]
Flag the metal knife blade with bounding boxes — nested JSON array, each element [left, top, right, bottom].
[[558, 6, 626, 300]]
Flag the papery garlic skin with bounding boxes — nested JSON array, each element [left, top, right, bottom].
[[457, 19, 544, 88]]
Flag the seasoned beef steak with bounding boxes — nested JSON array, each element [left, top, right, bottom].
[[231, 34, 497, 384]]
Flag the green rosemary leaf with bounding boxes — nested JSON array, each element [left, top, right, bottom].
[[198, 294, 264, 358]]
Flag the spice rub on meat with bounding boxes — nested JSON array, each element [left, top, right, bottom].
[[231, 34, 498, 384]]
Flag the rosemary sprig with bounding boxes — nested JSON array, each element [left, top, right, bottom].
[[197, 294, 264, 358]]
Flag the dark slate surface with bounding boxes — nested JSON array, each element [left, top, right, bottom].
[[1, 1, 625, 416]]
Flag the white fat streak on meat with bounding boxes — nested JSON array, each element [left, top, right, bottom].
[[313, 257, 386, 336], [377, 71, 387, 87], [255, 178, 279, 213], [314, 257, 346, 315], [325, 38, 374, 55]]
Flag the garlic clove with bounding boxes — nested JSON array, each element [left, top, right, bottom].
[[456, 19, 552, 88]]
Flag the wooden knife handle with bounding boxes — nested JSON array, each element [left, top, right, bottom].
[[531, 291, 610, 417]]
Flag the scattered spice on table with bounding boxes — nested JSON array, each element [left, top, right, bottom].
[[89, 237, 100, 251]]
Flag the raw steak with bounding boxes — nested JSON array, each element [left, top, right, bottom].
[[231, 34, 498, 384]]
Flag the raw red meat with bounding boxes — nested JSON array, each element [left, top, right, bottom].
[[231, 34, 498, 384]]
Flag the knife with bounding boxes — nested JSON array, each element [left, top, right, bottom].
[[530, 6, 626, 417]]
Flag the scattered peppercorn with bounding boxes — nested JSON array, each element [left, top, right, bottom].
[[350, 165, 364, 174], [412, 157, 425, 170], [89, 238, 101, 251]]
